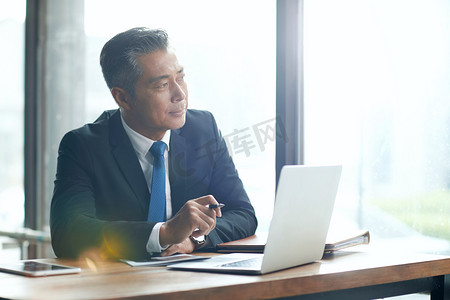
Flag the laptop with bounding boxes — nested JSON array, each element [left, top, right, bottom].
[[169, 165, 342, 275]]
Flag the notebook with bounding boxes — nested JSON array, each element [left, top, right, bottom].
[[169, 165, 342, 275], [215, 230, 370, 253]]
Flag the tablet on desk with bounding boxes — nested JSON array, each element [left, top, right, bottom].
[[0, 261, 81, 277]]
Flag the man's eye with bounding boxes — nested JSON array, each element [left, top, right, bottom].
[[157, 82, 168, 88]]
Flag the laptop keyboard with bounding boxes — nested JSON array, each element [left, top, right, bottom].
[[219, 257, 262, 268]]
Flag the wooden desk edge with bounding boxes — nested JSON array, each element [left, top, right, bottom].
[[1, 251, 450, 300]]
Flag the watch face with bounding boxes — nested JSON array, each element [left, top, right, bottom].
[[191, 235, 205, 242], [189, 235, 206, 249]]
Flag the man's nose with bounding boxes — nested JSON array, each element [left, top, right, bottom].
[[171, 82, 186, 102]]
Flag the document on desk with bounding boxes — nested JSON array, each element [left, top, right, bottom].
[[216, 230, 370, 253], [324, 230, 370, 253], [121, 254, 210, 267]]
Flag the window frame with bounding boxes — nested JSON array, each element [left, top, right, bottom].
[[276, 0, 304, 185]]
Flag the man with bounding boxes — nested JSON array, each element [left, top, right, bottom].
[[50, 27, 257, 260]]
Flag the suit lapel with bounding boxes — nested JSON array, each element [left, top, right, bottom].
[[169, 128, 188, 214], [108, 110, 149, 213]]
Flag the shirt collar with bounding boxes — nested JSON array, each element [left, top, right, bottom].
[[120, 113, 171, 157]]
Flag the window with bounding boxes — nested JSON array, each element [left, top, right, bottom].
[[304, 0, 450, 254], [0, 0, 25, 260]]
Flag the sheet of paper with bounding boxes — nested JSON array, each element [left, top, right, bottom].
[[120, 254, 210, 267]]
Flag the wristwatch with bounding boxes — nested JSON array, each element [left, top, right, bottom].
[[189, 235, 206, 250]]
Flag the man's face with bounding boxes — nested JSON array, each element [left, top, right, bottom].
[[122, 49, 188, 140]]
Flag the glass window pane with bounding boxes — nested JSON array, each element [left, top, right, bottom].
[[0, 0, 25, 260], [304, 0, 450, 254], [84, 0, 276, 230]]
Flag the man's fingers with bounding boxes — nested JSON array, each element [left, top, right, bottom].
[[191, 225, 215, 238], [192, 194, 218, 206], [160, 196, 221, 247], [190, 214, 216, 236], [212, 207, 222, 218], [161, 245, 177, 257], [193, 196, 222, 219], [161, 238, 194, 256]]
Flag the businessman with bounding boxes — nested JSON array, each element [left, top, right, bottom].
[[50, 27, 257, 260]]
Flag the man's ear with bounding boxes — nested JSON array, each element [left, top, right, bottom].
[[111, 87, 132, 110]]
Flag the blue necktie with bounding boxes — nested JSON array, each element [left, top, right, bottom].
[[147, 141, 167, 222]]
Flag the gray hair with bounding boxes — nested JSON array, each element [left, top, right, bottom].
[[100, 27, 169, 97]]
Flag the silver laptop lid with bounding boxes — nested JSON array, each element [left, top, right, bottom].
[[261, 165, 342, 274]]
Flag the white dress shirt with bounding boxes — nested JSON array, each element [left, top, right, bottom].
[[120, 114, 172, 253]]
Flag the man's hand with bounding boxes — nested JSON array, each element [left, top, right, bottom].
[[160, 237, 194, 256], [159, 195, 222, 250]]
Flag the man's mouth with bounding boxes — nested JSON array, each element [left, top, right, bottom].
[[169, 107, 186, 116]]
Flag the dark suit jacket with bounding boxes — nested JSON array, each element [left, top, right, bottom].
[[50, 109, 257, 259]]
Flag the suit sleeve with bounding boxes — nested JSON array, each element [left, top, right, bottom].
[[201, 113, 258, 247], [50, 131, 153, 260]]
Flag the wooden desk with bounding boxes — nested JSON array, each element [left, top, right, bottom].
[[1, 246, 450, 300]]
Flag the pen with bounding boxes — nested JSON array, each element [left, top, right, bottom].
[[208, 203, 225, 209]]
